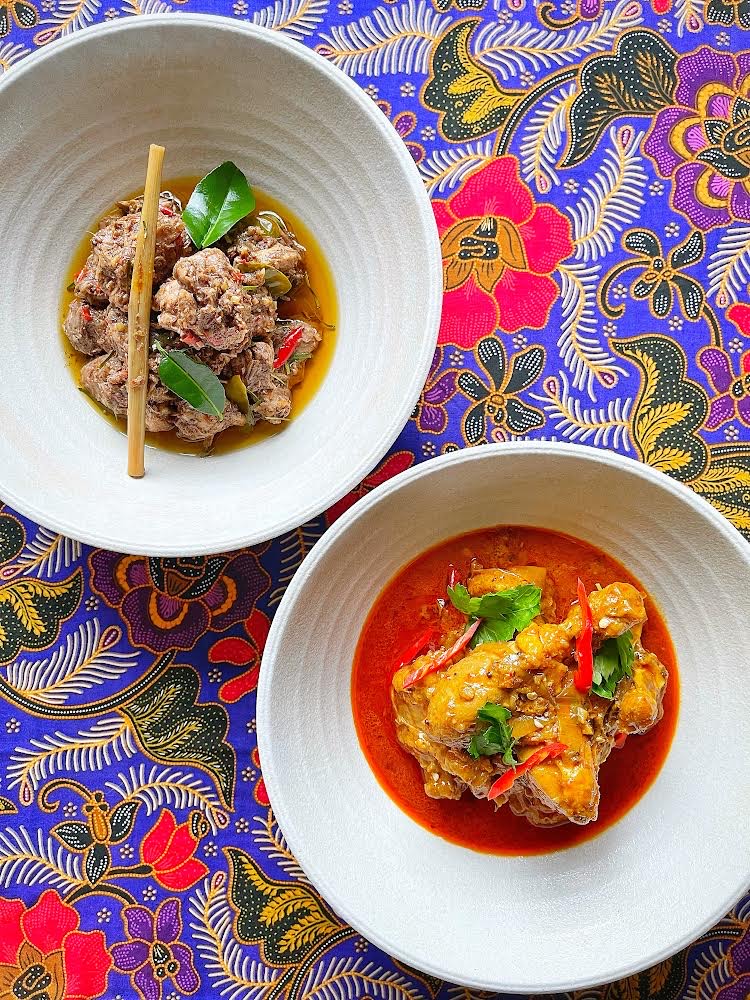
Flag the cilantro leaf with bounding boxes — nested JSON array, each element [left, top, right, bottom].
[[468, 703, 517, 765], [447, 583, 542, 649], [592, 630, 635, 699]]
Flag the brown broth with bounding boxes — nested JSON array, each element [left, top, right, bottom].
[[60, 177, 337, 456], [351, 526, 679, 856]]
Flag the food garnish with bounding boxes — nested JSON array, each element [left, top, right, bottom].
[[592, 630, 635, 699], [274, 326, 304, 369], [573, 578, 594, 692], [181, 161, 255, 249], [402, 618, 481, 690], [487, 742, 568, 801], [127, 143, 164, 478], [447, 582, 541, 647], [392, 627, 435, 675], [468, 703, 517, 764], [154, 343, 226, 416]]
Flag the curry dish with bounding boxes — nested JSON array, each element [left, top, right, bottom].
[[62, 165, 334, 451], [353, 527, 678, 853]]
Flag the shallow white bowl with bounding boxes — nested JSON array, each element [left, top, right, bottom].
[[259, 443, 750, 992], [0, 16, 440, 555]]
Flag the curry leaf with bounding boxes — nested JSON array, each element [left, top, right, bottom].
[[468, 703, 517, 765], [156, 344, 226, 417], [182, 161, 255, 249], [592, 630, 635, 699]]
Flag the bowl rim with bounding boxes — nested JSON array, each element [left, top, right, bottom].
[[0, 14, 442, 555], [258, 440, 750, 992]]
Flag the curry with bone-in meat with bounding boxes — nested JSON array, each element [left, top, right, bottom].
[[352, 526, 678, 855]]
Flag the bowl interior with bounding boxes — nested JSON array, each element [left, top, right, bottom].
[[258, 444, 750, 992], [0, 17, 439, 554]]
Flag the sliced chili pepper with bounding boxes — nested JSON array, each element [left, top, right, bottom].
[[613, 731, 627, 749], [160, 205, 175, 217], [75, 268, 85, 282], [81, 305, 92, 323], [446, 563, 461, 590], [273, 326, 304, 369], [402, 618, 481, 690], [573, 577, 594, 693], [487, 742, 568, 801], [392, 627, 435, 675]]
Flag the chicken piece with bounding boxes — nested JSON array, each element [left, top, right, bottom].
[[393, 675, 496, 800], [75, 198, 190, 310], [615, 647, 668, 734], [154, 248, 276, 354], [224, 223, 306, 287]]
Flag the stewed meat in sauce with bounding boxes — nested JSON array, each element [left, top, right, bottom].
[[64, 190, 325, 445]]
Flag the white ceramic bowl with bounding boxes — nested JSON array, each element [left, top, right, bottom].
[[258, 443, 750, 992], [0, 16, 440, 555]]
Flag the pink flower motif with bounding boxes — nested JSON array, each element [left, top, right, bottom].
[[433, 157, 574, 345]]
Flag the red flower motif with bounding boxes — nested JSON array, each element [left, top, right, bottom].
[[728, 302, 750, 335], [433, 157, 574, 344], [326, 451, 415, 524], [141, 811, 209, 891], [0, 889, 112, 1000], [209, 608, 270, 704], [252, 747, 269, 806]]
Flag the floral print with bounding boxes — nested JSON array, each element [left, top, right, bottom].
[[645, 48, 750, 230], [433, 158, 574, 343], [89, 551, 270, 651], [0, 890, 111, 1000], [0, 4, 749, 1000], [140, 811, 209, 891], [111, 900, 199, 1000]]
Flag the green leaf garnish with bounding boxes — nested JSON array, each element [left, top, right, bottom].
[[468, 703, 517, 765], [182, 162, 255, 249], [155, 343, 227, 416], [447, 583, 541, 648], [592, 630, 635, 699]]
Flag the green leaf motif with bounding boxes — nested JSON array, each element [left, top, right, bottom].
[[0, 571, 82, 664], [85, 843, 110, 885], [108, 800, 140, 843], [156, 344, 227, 417], [691, 445, 750, 539], [613, 335, 708, 482], [182, 161, 255, 249], [0, 512, 24, 564], [562, 30, 677, 168], [52, 821, 93, 852], [121, 665, 236, 808], [0, 797, 17, 816], [225, 847, 342, 965], [424, 19, 520, 141]]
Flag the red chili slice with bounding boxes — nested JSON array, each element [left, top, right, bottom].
[[392, 627, 436, 676], [273, 326, 304, 369], [402, 619, 481, 690], [573, 578, 594, 693], [487, 742, 568, 801]]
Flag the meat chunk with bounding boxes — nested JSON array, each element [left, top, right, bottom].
[[173, 400, 245, 442], [225, 341, 292, 424], [224, 223, 306, 287], [154, 248, 276, 353], [80, 354, 178, 433], [273, 320, 322, 386], [64, 301, 130, 357], [75, 198, 190, 310]]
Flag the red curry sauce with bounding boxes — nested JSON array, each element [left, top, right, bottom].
[[351, 526, 679, 856]]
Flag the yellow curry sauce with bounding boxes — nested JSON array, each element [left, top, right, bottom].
[[60, 177, 337, 455]]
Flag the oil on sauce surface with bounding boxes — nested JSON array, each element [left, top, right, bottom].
[[352, 526, 679, 856], [60, 177, 337, 456]]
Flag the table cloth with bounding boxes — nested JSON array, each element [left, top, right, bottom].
[[1, 2, 748, 997]]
